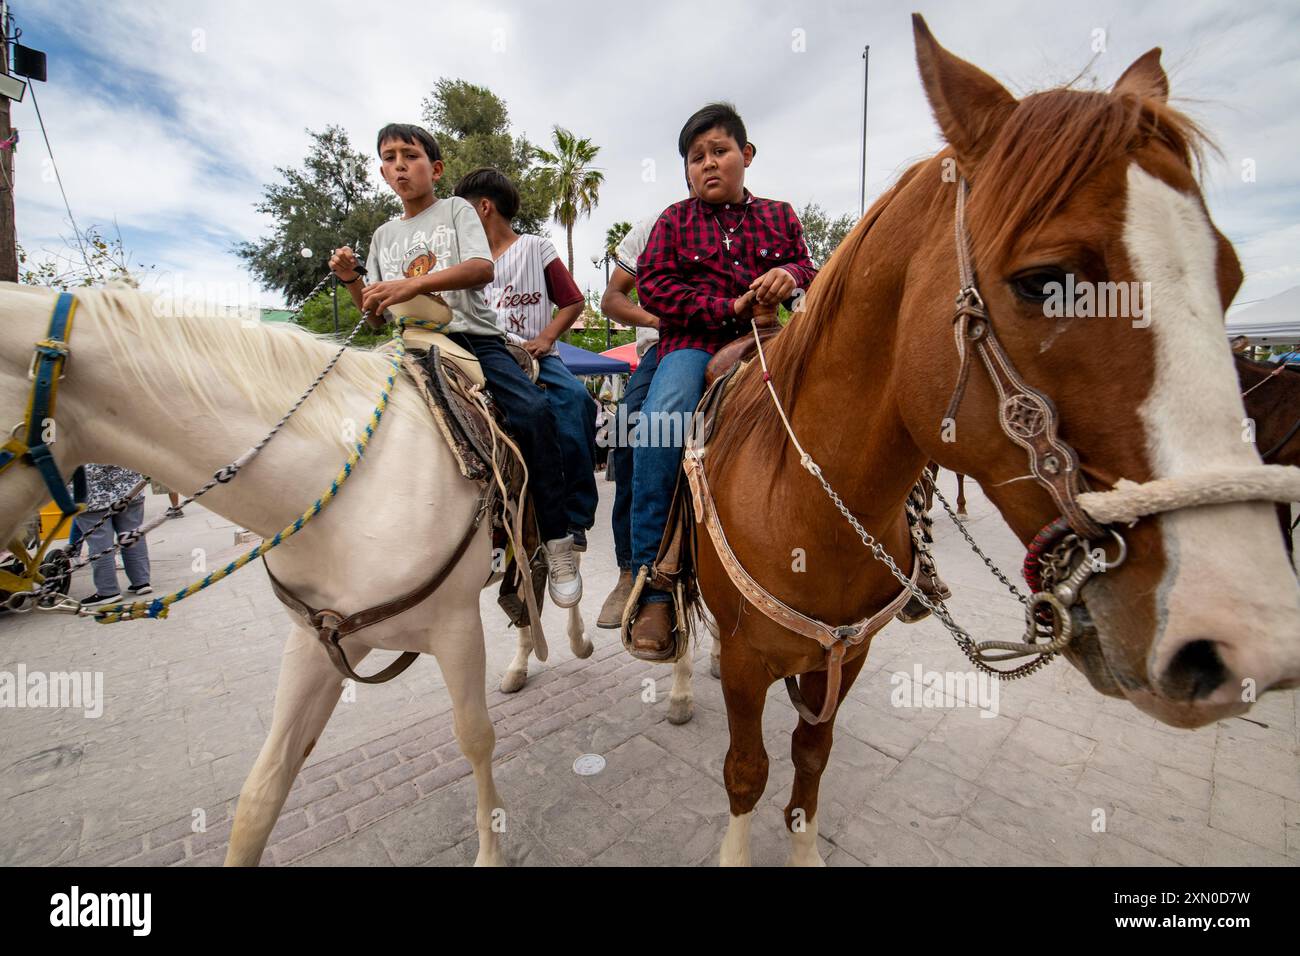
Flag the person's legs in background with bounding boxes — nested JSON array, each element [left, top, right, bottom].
[[66, 513, 83, 559], [599, 344, 659, 627], [536, 354, 598, 549], [112, 496, 152, 595], [77, 508, 121, 603]]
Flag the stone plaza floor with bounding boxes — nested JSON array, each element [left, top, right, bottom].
[[0, 473, 1296, 867]]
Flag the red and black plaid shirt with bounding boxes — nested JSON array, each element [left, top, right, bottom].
[[636, 189, 818, 356]]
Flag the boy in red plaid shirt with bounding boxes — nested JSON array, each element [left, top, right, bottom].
[[628, 102, 817, 659]]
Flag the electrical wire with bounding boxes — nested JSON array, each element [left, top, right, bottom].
[[24, 67, 96, 276]]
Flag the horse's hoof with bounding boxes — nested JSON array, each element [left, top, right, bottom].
[[667, 696, 693, 724], [710, 657, 721, 680], [499, 669, 528, 694], [573, 637, 594, 659]]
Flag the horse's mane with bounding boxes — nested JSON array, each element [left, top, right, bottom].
[[10, 284, 435, 446], [708, 82, 1208, 471]]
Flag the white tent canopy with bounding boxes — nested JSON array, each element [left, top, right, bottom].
[[1225, 285, 1300, 346]]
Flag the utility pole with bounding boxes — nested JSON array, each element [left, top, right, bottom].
[[0, 1, 17, 281]]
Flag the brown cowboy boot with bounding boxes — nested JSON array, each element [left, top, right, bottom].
[[629, 599, 677, 661], [597, 569, 634, 630]]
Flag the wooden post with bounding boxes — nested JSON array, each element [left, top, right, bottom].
[[0, 1, 17, 282]]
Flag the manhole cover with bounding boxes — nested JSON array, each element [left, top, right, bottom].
[[572, 753, 605, 776]]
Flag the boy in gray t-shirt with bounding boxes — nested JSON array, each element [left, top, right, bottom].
[[329, 123, 582, 608]]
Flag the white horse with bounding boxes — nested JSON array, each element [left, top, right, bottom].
[[0, 282, 569, 866]]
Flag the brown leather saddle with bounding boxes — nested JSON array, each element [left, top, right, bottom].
[[399, 340, 549, 629]]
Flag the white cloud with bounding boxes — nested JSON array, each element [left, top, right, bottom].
[[10, 0, 1298, 308]]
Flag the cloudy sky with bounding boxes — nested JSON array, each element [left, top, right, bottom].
[[12, 0, 1299, 312]]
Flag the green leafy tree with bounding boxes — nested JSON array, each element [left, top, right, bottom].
[[534, 127, 604, 274], [563, 289, 633, 353], [18, 225, 152, 289], [797, 202, 856, 267], [236, 126, 399, 305], [296, 287, 391, 348], [605, 221, 631, 259], [420, 79, 550, 234]]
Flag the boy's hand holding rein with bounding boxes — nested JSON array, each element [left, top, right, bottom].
[[329, 246, 361, 283], [749, 266, 796, 306]]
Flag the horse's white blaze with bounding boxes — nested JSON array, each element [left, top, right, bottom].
[[1122, 165, 1300, 701]]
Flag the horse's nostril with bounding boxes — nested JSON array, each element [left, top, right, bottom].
[[1160, 640, 1229, 701]]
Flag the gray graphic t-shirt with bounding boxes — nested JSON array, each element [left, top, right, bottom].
[[365, 196, 503, 339]]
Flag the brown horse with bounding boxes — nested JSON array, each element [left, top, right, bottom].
[[693, 16, 1300, 865], [1238, 352, 1300, 555]]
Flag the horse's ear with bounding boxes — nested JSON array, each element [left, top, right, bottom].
[[1113, 48, 1168, 102], [912, 13, 1016, 168]]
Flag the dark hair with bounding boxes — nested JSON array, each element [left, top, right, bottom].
[[375, 123, 442, 163], [677, 102, 753, 158], [453, 167, 521, 220]]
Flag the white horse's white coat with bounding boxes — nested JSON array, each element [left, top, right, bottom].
[[0, 286, 514, 865], [1119, 166, 1300, 704]]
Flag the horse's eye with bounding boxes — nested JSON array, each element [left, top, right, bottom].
[[1010, 269, 1068, 304]]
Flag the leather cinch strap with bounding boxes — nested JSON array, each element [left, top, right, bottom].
[[263, 515, 482, 684], [683, 441, 917, 725]]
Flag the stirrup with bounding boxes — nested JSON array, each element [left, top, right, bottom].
[[620, 566, 690, 663]]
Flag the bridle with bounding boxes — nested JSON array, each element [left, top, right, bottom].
[[708, 175, 1300, 712], [0, 292, 89, 596], [933, 177, 1300, 668]]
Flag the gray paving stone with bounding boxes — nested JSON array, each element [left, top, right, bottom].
[[4, 482, 1297, 869], [1208, 775, 1287, 851], [863, 756, 981, 844]]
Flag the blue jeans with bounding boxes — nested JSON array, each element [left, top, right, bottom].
[[537, 354, 597, 535], [447, 333, 568, 542], [630, 347, 710, 582], [611, 344, 659, 569], [75, 497, 150, 596]]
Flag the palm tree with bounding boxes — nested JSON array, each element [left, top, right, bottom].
[[605, 221, 632, 259], [534, 127, 604, 274]]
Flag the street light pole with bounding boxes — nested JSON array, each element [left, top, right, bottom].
[[331, 274, 339, 334]]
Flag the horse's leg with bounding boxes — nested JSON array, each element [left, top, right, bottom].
[[435, 619, 506, 867], [668, 650, 694, 725], [718, 640, 773, 867], [500, 625, 533, 694], [226, 622, 354, 866], [784, 651, 869, 867], [567, 554, 594, 660], [956, 473, 968, 516]]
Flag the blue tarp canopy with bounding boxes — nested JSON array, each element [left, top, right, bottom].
[[556, 340, 630, 375]]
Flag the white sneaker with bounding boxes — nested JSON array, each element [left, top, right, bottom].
[[543, 535, 583, 608]]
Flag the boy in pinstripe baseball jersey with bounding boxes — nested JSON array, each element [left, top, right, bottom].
[[455, 167, 599, 549]]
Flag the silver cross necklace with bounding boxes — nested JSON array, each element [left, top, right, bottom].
[[715, 201, 749, 252]]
